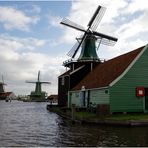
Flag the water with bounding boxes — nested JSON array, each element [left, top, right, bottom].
[[0, 100, 148, 147]]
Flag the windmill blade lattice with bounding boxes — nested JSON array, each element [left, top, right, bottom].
[[67, 41, 80, 57], [25, 81, 36, 83], [41, 82, 51, 84], [72, 32, 87, 58], [1, 75, 6, 85], [88, 6, 106, 31], [60, 18, 86, 32], [67, 35, 83, 57], [101, 38, 117, 46], [93, 31, 118, 42], [96, 36, 117, 47]]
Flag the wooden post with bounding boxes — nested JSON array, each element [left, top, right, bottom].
[[71, 104, 76, 121]]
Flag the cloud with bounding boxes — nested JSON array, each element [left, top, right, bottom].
[[0, 34, 46, 52], [0, 33, 66, 95], [0, 6, 39, 31], [125, 0, 148, 14], [32, 5, 41, 13], [48, 14, 62, 28]]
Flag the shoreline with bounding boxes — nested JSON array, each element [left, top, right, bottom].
[[47, 104, 148, 127]]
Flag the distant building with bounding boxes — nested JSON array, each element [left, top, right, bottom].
[[0, 78, 16, 101], [47, 95, 58, 103], [0, 92, 16, 100], [68, 45, 148, 113]]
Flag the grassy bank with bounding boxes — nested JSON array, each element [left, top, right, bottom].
[[48, 105, 148, 122]]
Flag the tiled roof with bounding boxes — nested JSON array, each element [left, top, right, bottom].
[[0, 92, 12, 97], [72, 46, 145, 90]]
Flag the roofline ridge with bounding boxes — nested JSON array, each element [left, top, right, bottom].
[[106, 45, 146, 63]]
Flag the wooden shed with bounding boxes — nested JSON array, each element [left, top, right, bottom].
[[68, 45, 148, 113]]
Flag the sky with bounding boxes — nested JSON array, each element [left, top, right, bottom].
[[0, 0, 147, 96]]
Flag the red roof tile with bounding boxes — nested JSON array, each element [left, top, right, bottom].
[[72, 46, 145, 90], [0, 92, 12, 97]]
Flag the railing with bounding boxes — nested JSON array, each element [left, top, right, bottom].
[[63, 58, 106, 66], [63, 59, 77, 66]]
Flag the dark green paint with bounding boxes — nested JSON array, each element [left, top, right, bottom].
[[27, 71, 50, 102], [78, 35, 99, 61], [110, 46, 148, 113]]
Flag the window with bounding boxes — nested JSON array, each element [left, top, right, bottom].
[[61, 76, 65, 85], [136, 87, 145, 97], [105, 90, 108, 94]]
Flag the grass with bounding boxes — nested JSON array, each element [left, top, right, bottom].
[[74, 111, 97, 120], [106, 113, 148, 121], [48, 106, 148, 121]]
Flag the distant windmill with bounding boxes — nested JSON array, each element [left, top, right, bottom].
[[0, 75, 6, 93], [60, 5, 118, 61], [26, 71, 51, 102]]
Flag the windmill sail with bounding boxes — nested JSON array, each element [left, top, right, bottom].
[[87, 5, 106, 30], [60, 18, 86, 32], [38, 71, 40, 81], [67, 42, 80, 57], [72, 32, 87, 58], [97, 37, 117, 46]]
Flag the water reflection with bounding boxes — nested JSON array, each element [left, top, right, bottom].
[[0, 100, 148, 147]]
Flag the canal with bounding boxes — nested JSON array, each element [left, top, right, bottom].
[[0, 100, 148, 147]]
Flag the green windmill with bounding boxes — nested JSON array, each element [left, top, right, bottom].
[[26, 71, 51, 102], [58, 5, 118, 106], [61, 5, 118, 62], [0, 75, 7, 100], [0, 75, 5, 93]]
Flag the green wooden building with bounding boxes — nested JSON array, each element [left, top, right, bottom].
[[68, 44, 148, 113]]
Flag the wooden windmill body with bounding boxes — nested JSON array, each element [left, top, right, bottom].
[[58, 5, 118, 106], [0, 76, 12, 101], [0, 79, 6, 100]]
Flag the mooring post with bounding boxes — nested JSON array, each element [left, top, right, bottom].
[[71, 104, 76, 121]]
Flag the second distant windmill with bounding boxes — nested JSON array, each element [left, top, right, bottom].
[[26, 71, 51, 102]]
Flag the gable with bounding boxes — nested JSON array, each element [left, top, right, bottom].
[[109, 45, 148, 112], [72, 45, 145, 91], [110, 45, 148, 86]]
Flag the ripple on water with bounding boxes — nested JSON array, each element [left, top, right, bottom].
[[0, 100, 148, 147]]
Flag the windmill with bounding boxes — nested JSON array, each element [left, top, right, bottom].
[[58, 5, 118, 107], [0, 75, 6, 93], [0, 75, 10, 101], [26, 71, 51, 102], [61, 5, 118, 63]]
